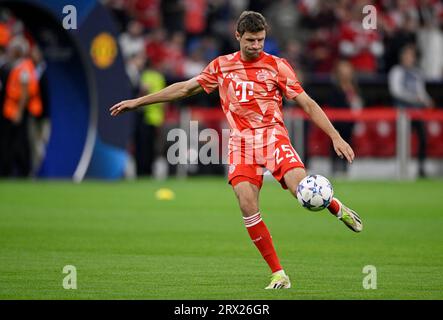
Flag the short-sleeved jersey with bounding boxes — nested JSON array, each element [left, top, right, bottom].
[[196, 51, 304, 149]]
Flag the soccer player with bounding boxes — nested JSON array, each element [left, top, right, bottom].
[[110, 11, 363, 289]]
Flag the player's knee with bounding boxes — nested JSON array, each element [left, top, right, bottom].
[[239, 200, 259, 216], [284, 168, 307, 197]]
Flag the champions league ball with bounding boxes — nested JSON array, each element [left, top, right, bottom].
[[297, 175, 334, 211]]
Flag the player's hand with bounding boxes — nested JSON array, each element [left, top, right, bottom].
[[109, 99, 139, 116], [332, 136, 355, 164]]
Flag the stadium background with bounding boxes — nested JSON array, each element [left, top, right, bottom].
[[0, 0, 442, 301]]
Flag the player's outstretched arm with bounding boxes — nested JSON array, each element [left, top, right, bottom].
[[110, 77, 204, 117], [294, 91, 355, 163]]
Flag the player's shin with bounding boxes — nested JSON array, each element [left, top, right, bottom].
[[243, 212, 282, 273]]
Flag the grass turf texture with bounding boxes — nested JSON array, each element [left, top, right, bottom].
[[0, 177, 442, 300]]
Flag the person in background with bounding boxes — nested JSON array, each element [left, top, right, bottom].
[[328, 60, 363, 176], [0, 32, 10, 176], [388, 45, 435, 177], [416, 0, 443, 81], [134, 58, 166, 177], [0, 36, 42, 177], [29, 46, 50, 176], [337, 2, 384, 76], [119, 20, 146, 60]]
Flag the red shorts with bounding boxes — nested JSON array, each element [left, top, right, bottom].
[[228, 135, 305, 190]]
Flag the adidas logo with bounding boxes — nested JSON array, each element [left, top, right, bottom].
[[252, 236, 263, 243], [226, 73, 239, 79]]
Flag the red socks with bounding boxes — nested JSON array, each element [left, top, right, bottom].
[[243, 199, 342, 274], [243, 212, 282, 273], [327, 198, 341, 216]]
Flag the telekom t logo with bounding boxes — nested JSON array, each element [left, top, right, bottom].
[[235, 81, 254, 102]]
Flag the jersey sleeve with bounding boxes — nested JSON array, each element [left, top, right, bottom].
[[196, 58, 219, 94], [277, 58, 304, 99]]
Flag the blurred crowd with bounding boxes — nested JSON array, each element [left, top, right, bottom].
[[103, 0, 443, 177], [102, 0, 443, 82], [0, 9, 49, 178], [1, 1, 441, 179]]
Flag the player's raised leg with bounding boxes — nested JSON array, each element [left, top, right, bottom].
[[232, 179, 291, 289], [283, 168, 363, 232]]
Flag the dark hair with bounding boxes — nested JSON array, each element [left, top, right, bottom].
[[236, 11, 268, 36], [400, 43, 416, 56]]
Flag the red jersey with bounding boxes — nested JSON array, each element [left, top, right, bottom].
[[196, 51, 304, 149]]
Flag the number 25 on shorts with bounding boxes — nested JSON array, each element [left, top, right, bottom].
[[274, 144, 297, 165]]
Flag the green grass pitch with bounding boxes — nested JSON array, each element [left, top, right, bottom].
[[0, 177, 442, 300]]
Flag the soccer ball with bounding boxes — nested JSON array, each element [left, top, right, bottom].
[[297, 174, 334, 211]]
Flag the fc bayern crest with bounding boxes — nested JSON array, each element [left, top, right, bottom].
[[256, 69, 269, 82], [229, 165, 236, 174]]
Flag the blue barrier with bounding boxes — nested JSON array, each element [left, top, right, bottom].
[[0, 0, 134, 180]]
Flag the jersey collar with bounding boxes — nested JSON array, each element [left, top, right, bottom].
[[238, 51, 265, 64]]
